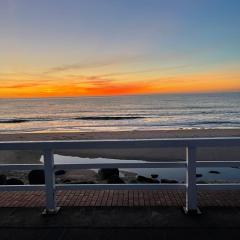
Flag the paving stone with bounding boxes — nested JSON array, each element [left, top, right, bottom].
[[0, 190, 239, 208]]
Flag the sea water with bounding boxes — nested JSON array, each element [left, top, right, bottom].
[[0, 92, 239, 133]]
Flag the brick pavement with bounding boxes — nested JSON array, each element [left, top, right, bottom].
[[0, 190, 240, 208]]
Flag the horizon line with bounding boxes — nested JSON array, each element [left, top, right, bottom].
[[0, 90, 239, 100]]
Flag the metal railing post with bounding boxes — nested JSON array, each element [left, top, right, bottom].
[[184, 145, 201, 214], [42, 149, 60, 215]]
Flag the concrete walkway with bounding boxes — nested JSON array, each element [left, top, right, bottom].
[[0, 207, 240, 239], [1, 190, 240, 239]]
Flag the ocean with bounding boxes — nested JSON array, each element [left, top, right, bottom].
[[0, 92, 239, 133]]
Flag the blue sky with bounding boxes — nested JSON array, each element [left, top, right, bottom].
[[0, 0, 240, 97]]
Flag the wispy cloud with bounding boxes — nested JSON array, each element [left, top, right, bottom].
[[98, 65, 190, 78], [45, 55, 142, 74], [0, 82, 43, 89]]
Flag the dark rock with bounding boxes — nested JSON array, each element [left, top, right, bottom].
[[151, 174, 159, 179], [196, 174, 203, 178], [55, 170, 66, 175], [209, 170, 220, 174], [0, 174, 7, 185], [107, 175, 125, 184], [98, 168, 119, 180], [129, 179, 138, 183], [63, 179, 71, 183], [6, 178, 24, 185], [161, 179, 178, 184], [197, 180, 207, 184], [28, 170, 45, 184], [137, 175, 160, 183]]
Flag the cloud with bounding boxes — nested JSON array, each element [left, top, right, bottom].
[[0, 82, 43, 89], [98, 65, 189, 78], [59, 64, 190, 86], [45, 55, 141, 74]]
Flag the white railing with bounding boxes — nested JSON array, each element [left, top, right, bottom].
[[0, 137, 240, 214]]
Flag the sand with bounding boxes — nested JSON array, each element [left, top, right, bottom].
[[0, 129, 239, 163], [0, 129, 240, 141]]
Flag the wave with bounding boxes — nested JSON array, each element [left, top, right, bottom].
[[0, 118, 52, 124], [0, 115, 145, 124], [0, 119, 30, 123], [193, 120, 240, 125], [74, 116, 145, 120]]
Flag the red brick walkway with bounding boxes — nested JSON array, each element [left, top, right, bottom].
[[1, 190, 240, 208]]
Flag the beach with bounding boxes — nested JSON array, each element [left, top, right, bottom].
[[0, 129, 240, 161], [1, 128, 240, 141]]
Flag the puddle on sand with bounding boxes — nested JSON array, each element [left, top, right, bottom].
[[40, 154, 240, 183]]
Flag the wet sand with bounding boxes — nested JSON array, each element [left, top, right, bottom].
[[0, 129, 240, 141], [0, 129, 239, 163]]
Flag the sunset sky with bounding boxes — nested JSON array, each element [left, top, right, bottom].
[[1, 0, 240, 98]]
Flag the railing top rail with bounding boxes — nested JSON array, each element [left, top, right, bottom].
[[0, 137, 240, 150]]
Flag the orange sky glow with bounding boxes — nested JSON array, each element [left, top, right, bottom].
[[0, 69, 239, 98]]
